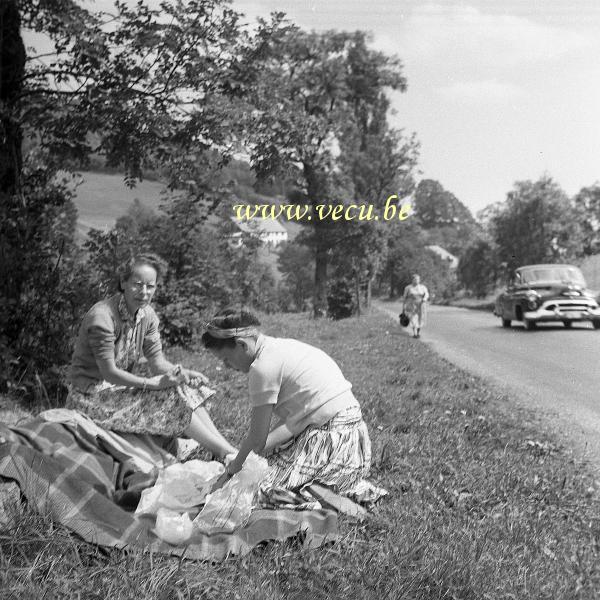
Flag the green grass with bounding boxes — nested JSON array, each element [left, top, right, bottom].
[[2, 310, 600, 599]]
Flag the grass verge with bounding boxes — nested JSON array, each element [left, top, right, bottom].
[[2, 310, 600, 599]]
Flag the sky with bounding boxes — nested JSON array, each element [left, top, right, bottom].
[[24, 0, 600, 216], [227, 0, 600, 216]]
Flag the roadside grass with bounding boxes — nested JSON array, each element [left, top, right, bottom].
[[2, 310, 600, 599]]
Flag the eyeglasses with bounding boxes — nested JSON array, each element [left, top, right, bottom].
[[129, 281, 156, 291]]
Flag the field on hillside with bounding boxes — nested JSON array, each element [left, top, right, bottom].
[[2, 310, 600, 599], [71, 170, 301, 242], [71, 172, 167, 236]]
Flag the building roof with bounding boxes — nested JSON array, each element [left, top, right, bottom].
[[230, 216, 288, 235], [426, 244, 459, 268]]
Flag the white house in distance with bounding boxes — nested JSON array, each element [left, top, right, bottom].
[[229, 216, 289, 247], [426, 244, 459, 269]]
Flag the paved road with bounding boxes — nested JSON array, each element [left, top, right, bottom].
[[374, 299, 600, 463]]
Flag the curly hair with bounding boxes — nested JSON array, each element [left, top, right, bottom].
[[117, 253, 168, 291]]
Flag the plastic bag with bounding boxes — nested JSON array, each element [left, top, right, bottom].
[[136, 459, 224, 515], [154, 508, 194, 545], [193, 452, 269, 533]]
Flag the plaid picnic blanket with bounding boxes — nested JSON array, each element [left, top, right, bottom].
[[0, 414, 338, 561]]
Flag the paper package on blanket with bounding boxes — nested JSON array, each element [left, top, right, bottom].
[[136, 459, 224, 515], [193, 452, 269, 534], [154, 508, 195, 545]]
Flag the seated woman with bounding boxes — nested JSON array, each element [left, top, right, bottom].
[[66, 253, 236, 460], [201, 308, 372, 496]]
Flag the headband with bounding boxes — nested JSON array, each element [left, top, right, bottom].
[[204, 323, 259, 339]]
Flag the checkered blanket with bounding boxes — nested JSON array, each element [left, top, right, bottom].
[[0, 416, 338, 561]]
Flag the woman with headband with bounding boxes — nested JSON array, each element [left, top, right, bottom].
[[201, 308, 372, 496]]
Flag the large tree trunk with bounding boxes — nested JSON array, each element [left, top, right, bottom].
[[313, 238, 328, 317], [1, 0, 26, 311], [304, 162, 331, 318], [0, 0, 25, 195]]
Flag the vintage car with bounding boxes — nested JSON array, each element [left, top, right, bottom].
[[494, 264, 600, 330]]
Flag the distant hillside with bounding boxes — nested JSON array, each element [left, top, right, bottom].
[[71, 171, 304, 240], [70, 172, 303, 284], [71, 172, 166, 237]]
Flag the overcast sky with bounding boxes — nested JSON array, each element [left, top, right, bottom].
[[229, 0, 600, 216], [25, 0, 600, 216]]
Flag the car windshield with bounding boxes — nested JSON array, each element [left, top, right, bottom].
[[519, 266, 586, 286]]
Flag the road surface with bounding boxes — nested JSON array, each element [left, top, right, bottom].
[[374, 300, 600, 464]]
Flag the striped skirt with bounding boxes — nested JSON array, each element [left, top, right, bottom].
[[261, 405, 372, 494]]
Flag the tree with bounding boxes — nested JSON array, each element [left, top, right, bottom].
[[412, 179, 480, 256], [0, 0, 25, 194], [573, 183, 600, 255], [0, 0, 277, 397], [379, 220, 456, 301], [457, 238, 498, 297], [333, 36, 419, 312], [239, 26, 412, 316], [489, 176, 584, 270], [277, 241, 315, 311]]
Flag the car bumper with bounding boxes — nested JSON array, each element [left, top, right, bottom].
[[524, 304, 600, 322]]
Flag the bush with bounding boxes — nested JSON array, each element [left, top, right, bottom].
[[327, 278, 357, 320], [0, 164, 100, 406]]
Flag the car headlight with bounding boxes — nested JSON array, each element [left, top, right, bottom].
[[526, 293, 541, 310]]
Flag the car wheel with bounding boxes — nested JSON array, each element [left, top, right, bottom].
[[523, 318, 536, 330], [562, 320, 573, 328], [593, 320, 600, 330], [501, 318, 511, 328]]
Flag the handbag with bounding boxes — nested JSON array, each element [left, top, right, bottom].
[[399, 312, 409, 327]]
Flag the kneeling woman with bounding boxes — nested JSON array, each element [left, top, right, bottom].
[[66, 253, 236, 460], [202, 309, 372, 494]]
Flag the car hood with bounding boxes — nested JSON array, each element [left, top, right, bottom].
[[527, 283, 595, 299]]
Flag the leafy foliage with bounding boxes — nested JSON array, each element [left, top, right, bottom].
[[457, 238, 498, 297], [0, 163, 100, 403], [413, 179, 480, 257], [276, 242, 315, 312], [326, 278, 357, 320], [18, 0, 256, 185], [83, 194, 281, 347], [239, 26, 416, 315], [378, 221, 457, 301], [574, 184, 600, 256], [488, 176, 584, 270], [1, 0, 286, 401]]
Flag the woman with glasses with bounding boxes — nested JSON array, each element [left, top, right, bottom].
[[66, 253, 236, 460]]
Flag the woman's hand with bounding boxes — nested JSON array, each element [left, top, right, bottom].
[[211, 458, 242, 492], [211, 471, 231, 492], [183, 368, 210, 385], [146, 372, 183, 390]]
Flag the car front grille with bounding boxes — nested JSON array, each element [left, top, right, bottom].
[[544, 301, 595, 311]]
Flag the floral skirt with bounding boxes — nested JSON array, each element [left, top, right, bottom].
[[65, 381, 214, 437], [260, 405, 372, 494], [405, 299, 426, 329]]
